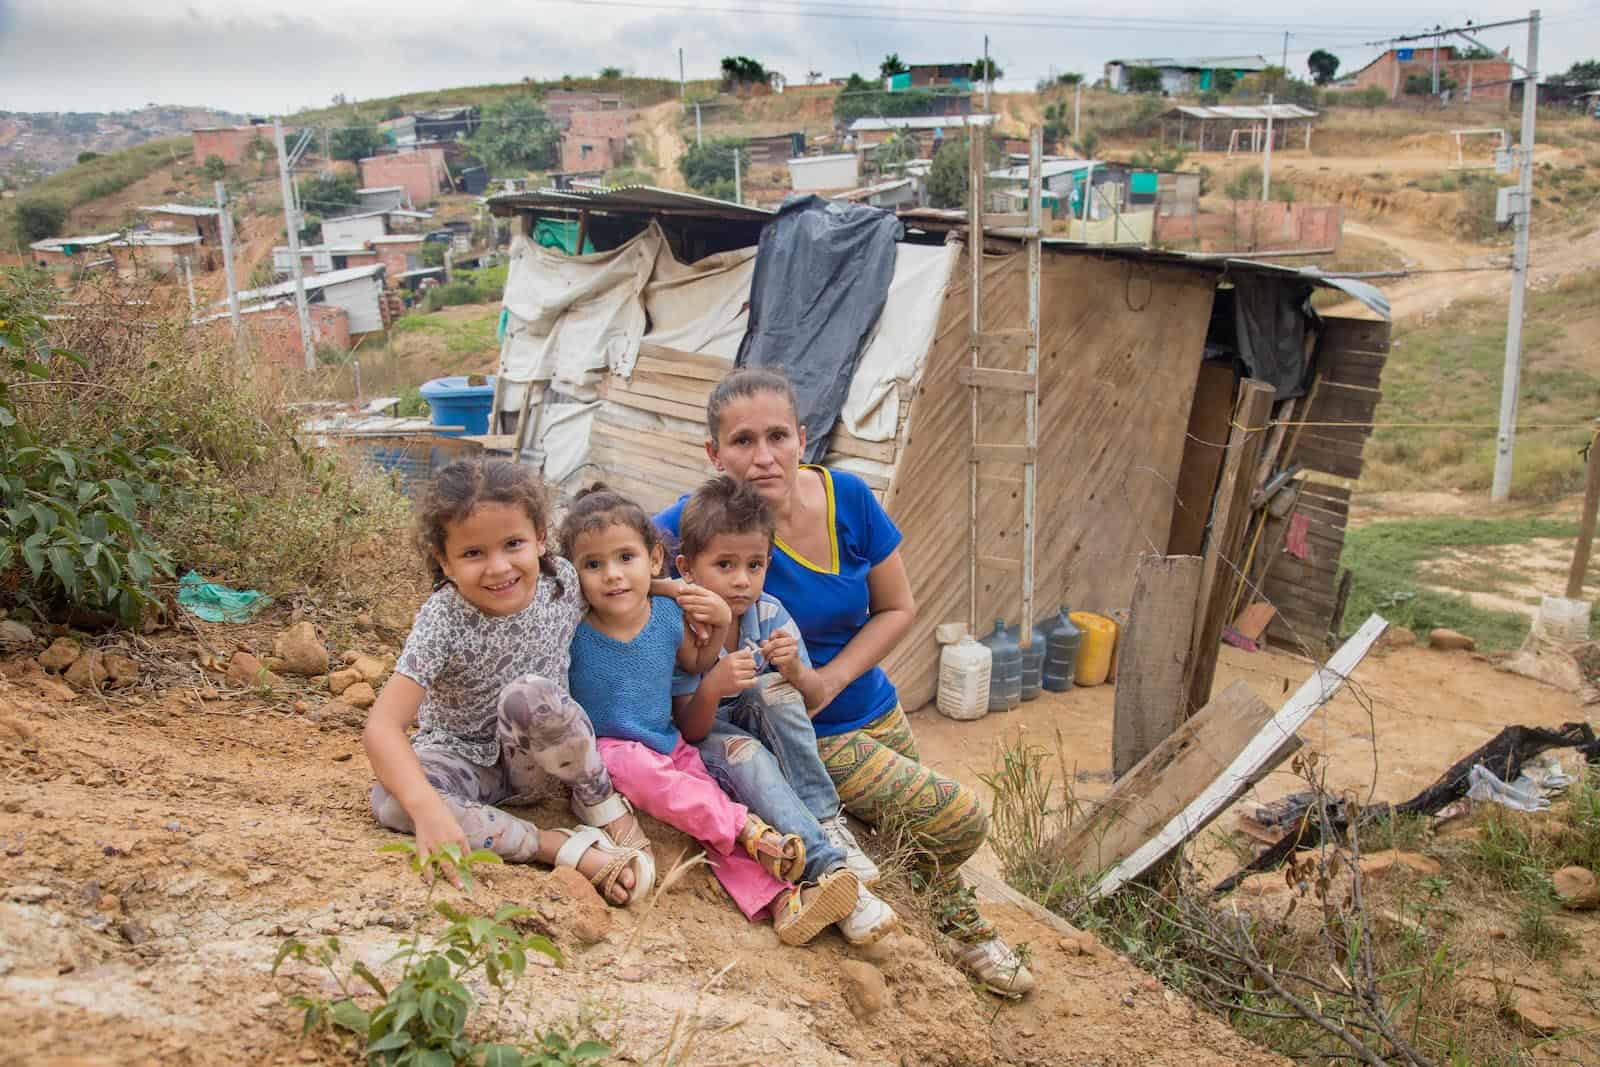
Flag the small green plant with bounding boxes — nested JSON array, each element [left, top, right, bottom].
[[202, 154, 227, 181], [273, 842, 609, 1067]]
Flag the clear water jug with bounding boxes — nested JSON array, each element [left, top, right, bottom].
[[1006, 619, 1047, 701], [1041, 607, 1081, 691], [980, 618, 1023, 711], [937, 636, 992, 721]]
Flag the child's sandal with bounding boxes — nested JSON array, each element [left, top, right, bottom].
[[740, 814, 806, 882], [772, 868, 859, 946], [552, 826, 655, 908], [572, 792, 653, 856]]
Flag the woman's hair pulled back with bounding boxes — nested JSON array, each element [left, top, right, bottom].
[[704, 367, 800, 442]]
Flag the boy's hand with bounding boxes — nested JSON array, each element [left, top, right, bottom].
[[676, 581, 733, 632], [413, 804, 472, 888], [762, 631, 803, 679], [708, 647, 759, 697]]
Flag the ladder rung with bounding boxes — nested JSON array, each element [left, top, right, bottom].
[[978, 554, 1023, 574], [988, 226, 1041, 239], [958, 367, 1037, 392], [971, 444, 1037, 464], [981, 212, 1027, 228], [974, 328, 1030, 350]]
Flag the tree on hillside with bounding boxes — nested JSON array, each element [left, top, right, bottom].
[[330, 121, 383, 162], [383, 103, 404, 120], [1043, 100, 1072, 151], [600, 66, 623, 79], [1214, 69, 1238, 95], [297, 173, 359, 215], [1458, 45, 1498, 60], [972, 56, 1003, 82], [720, 56, 769, 90], [678, 138, 749, 200], [926, 135, 1003, 209], [15, 199, 66, 245], [1550, 59, 1600, 87], [202, 155, 227, 181], [1126, 66, 1163, 94], [1307, 49, 1340, 85], [880, 54, 908, 80], [468, 96, 559, 173]]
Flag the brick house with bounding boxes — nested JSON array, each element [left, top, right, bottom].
[[139, 203, 222, 246], [1348, 46, 1513, 101], [364, 235, 427, 287], [560, 110, 630, 172], [192, 124, 276, 166], [542, 89, 626, 123], [358, 148, 450, 207], [216, 302, 351, 369]]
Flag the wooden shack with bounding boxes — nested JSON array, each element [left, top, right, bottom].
[[487, 188, 1390, 710]]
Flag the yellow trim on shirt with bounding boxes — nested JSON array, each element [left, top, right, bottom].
[[773, 465, 839, 574]]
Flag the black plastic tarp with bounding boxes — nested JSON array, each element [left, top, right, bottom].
[[1231, 272, 1320, 401], [735, 195, 903, 462]]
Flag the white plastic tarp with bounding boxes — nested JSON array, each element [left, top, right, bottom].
[[634, 245, 757, 368], [841, 241, 958, 441]]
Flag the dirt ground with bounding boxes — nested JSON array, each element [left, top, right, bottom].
[[0, 613, 1292, 1067]]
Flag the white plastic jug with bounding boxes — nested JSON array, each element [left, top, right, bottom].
[[1534, 595, 1591, 643], [937, 636, 993, 721]]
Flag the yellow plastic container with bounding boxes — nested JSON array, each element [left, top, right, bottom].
[[1068, 611, 1119, 687]]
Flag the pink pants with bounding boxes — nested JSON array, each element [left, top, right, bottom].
[[597, 736, 789, 921]]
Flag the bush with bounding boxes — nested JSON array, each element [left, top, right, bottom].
[[678, 138, 749, 198], [296, 172, 359, 216], [15, 199, 67, 244], [330, 122, 383, 162], [76, 151, 99, 164], [720, 56, 768, 89], [832, 73, 953, 125], [1125, 66, 1163, 94], [201, 154, 227, 181], [469, 96, 559, 174], [926, 135, 1003, 210]]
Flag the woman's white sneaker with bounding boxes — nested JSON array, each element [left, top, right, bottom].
[[821, 815, 881, 887], [956, 936, 1035, 997], [836, 882, 898, 946]]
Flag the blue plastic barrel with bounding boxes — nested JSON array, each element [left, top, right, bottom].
[[418, 376, 496, 437]]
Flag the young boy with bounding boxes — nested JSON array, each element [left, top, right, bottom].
[[671, 476, 898, 946]]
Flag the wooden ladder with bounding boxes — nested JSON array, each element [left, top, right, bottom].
[[964, 126, 1043, 645]]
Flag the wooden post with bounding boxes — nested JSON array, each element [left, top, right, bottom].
[[1184, 379, 1276, 718], [1566, 427, 1600, 598], [1113, 555, 1203, 778]]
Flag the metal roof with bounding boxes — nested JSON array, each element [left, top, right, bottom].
[[988, 159, 1098, 180], [1164, 104, 1319, 121], [29, 233, 121, 252], [323, 209, 390, 223], [1109, 55, 1270, 71], [367, 234, 426, 244], [114, 233, 201, 247], [139, 203, 220, 217], [849, 114, 997, 132], [838, 177, 914, 200], [233, 264, 385, 303], [486, 185, 774, 222]]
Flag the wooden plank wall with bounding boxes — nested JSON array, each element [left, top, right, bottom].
[[882, 248, 1219, 711], [1260, 316, 1390, 651]]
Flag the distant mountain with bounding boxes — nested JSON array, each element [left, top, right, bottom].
[[0, 105, 248, 187]]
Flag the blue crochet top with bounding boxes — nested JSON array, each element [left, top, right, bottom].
[[569, 596, 685, 755]]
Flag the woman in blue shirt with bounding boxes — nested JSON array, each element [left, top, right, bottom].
[[656, 368, 1035, 997]]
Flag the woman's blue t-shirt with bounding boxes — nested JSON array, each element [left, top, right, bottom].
[[656, 467, 903, 738]]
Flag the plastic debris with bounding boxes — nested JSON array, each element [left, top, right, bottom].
[[177, 572, 270, 623], [1465, 763, 1550, 812]]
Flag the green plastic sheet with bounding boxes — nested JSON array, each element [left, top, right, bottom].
[[178, 571, 270, 623]]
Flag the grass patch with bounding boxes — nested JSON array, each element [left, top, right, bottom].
[[1363, 268, 1600, 501], [1341, 516, 1579, 648], [2, 137, 187, 244], [390, 305, 500, 356]]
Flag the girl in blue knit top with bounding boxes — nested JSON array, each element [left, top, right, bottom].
[[560, 484, 860, 945]]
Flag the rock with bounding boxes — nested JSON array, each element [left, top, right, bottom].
[[272, 621, 328, 677], [315, 700, 365, 728], [63, 651, 109, 690], [38, 638, 82, 673], [0, 620, 34, 646], [1057, 930, 1102, 957], [6, 884, 54, 903], [838, 960, 889, 1019], [352, 655, 389, 686], [1506, 992, 1561, 1035], [118, 920, 151, 946], [355, 613, 375, 630], [1428, 628, 1476, 652], [341, 650, 361, 665], [341, 682, 377, 709], [1358, 850, 1442, 880], [540, 866, 613, 945], [227, 651, 275, 689], [1378, 627, 1418, 651], [327, 668, 363, 695], [103, 654, 140, 688], [1553, 866, 1598, 910], [26, 671, 77, 703]]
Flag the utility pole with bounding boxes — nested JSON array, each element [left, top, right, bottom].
[[273, 119, 315, 371], [215, 181, 243, 358], [1282, 31, 1291, 72], [181, 255, 196, 316], [679, 47, 686, 98], [695, 101, 703, 147], [983, 35, 992, 111], [1432, 28, 1441, 96], [732, 147, 741, 204], [1492, 9, 1541, 502], [1261, 93, 1274, 201]]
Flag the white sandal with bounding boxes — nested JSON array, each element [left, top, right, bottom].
[[552, 826, 655, 907], [572, 792, 653, 854]]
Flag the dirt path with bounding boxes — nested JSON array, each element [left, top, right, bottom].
[[637, 102, 686, 190], [0, 631, 1288, 1067]]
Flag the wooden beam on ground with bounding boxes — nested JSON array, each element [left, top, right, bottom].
[[1085, 614, 1388, 901], [1183, 379, 1276, 718], [1112, 555, 1203, 778]]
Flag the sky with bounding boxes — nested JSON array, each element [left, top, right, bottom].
[[1, 0, 1596, 115]]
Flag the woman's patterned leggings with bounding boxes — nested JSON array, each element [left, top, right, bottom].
[[370, 674, 612, 862], [816, 703, 995, 942]]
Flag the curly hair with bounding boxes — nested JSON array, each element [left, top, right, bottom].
[[414, 459, 560, 593], [678, 475, 775, 563], [556, 482, 661, 562]]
